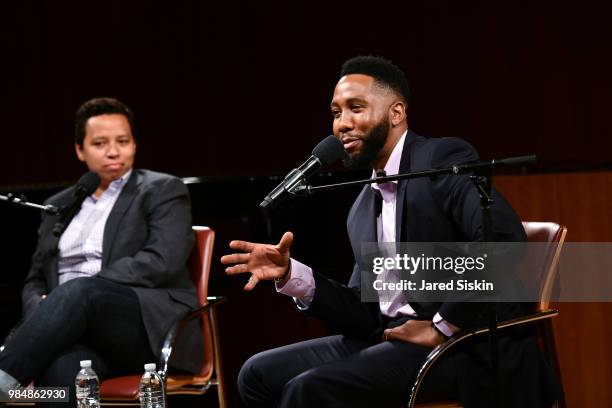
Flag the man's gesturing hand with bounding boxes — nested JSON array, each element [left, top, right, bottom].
[[221, 231, 294, 291]]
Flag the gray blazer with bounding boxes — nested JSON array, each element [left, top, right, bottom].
[[22, 169, 201, 373]]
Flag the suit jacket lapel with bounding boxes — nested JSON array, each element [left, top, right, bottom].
[[395, 130, 417, 242], [348, 186, 378, 294], [349, 186, 377, 249], [102, 170, 140, 266]]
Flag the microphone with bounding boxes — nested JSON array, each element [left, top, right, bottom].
[[52, 172, 101, 237], [260, 135, 345, 209]]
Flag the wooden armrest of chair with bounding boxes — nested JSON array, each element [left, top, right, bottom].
[[407, 309, 558, 408]]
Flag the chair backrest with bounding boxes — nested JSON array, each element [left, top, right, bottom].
[[189, 226, 216, 379], [521, 222, 567, 310]]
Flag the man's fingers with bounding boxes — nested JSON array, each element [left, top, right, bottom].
[[277, 231, 294, 252], [244, 274, 259, 291], [383, 328, 395, 341], [383, 327, 411, 342], [229, 240, 255, 252], [225, 264, 250, 275], [220, 252, 250, 265]]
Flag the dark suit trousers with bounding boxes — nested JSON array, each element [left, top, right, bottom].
[[0, 277, 156, 407], [238, 333, 458, 408]]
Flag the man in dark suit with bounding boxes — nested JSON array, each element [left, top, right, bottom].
[[221, 56, 559, 407], [0, 98, 198, 405]]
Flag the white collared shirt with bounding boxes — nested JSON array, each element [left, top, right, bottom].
[[57, 170, 132, 285]]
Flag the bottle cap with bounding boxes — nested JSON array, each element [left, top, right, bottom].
[[79, 360, 92, 368], [144, 363, 156, 372]]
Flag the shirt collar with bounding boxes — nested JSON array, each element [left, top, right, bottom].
[[90, 168, 133, 200], [108, 168, 132, 191], [371, 130, 407, 192]]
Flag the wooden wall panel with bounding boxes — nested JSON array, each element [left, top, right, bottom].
[[496, 172, 612, 407]]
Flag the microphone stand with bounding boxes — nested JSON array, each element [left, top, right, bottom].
[[470, 167, 501, 407], [0, 193, 59, 215], [292, 154, 536, 408]]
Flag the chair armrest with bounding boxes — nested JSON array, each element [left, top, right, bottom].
[[406, 309, 558, 408], [158, 296, 227, 378]]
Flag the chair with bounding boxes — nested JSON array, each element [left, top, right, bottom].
[[100, 226, 227, 407], [408, 221, 567, 408]]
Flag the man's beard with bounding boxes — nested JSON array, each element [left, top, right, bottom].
[[342, 119, 390, 170]]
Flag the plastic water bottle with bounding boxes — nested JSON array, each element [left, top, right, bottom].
[[75, 360, 100, 408], [139, 363, 165, 408]]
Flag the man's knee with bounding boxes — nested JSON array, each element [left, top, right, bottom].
[[238, 353, 265, 397], [47, 278, 117, 311], [50, 277, 97, 300], [284, 368, 321, 393], [281, 368, 329, 405], [35, 279, 118, 329], [238, 350, 293, 406], [40, 278, 94, 314]]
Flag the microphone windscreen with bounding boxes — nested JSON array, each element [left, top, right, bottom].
[[76, 172, 101, 196], [312, 135, 345, 166]]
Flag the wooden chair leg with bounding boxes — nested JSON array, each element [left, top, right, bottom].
[[210, 306, 227, 408]]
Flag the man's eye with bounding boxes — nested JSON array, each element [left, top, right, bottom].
[[350, 105, 362, 112], [331, 111, 341, 118], [118, 139, 129, 145]]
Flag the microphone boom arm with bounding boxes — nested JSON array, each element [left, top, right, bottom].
[[292, 154, 537, 196], [0, 193, 59, 215]]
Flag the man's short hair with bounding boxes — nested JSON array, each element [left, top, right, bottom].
[[340, 55, 412, 106], [74, 97, 135, 146]]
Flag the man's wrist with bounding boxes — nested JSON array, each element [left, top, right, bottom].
[[431, 322, 450, 340], [274, 263, 291, 284]]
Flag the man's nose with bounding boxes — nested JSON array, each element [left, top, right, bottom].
[[106, 142, 119, 157], [338, 113, 354, 133]]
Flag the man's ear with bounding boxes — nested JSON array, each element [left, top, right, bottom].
[[75, 143, 85, 162], [389, 101, 407, 127]]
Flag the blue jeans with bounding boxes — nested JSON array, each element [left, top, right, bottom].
[[0, 277, 156, 407]]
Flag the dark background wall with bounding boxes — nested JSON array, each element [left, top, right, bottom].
[[1, 1, 612, 407], [1, 0, 611, 188]]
